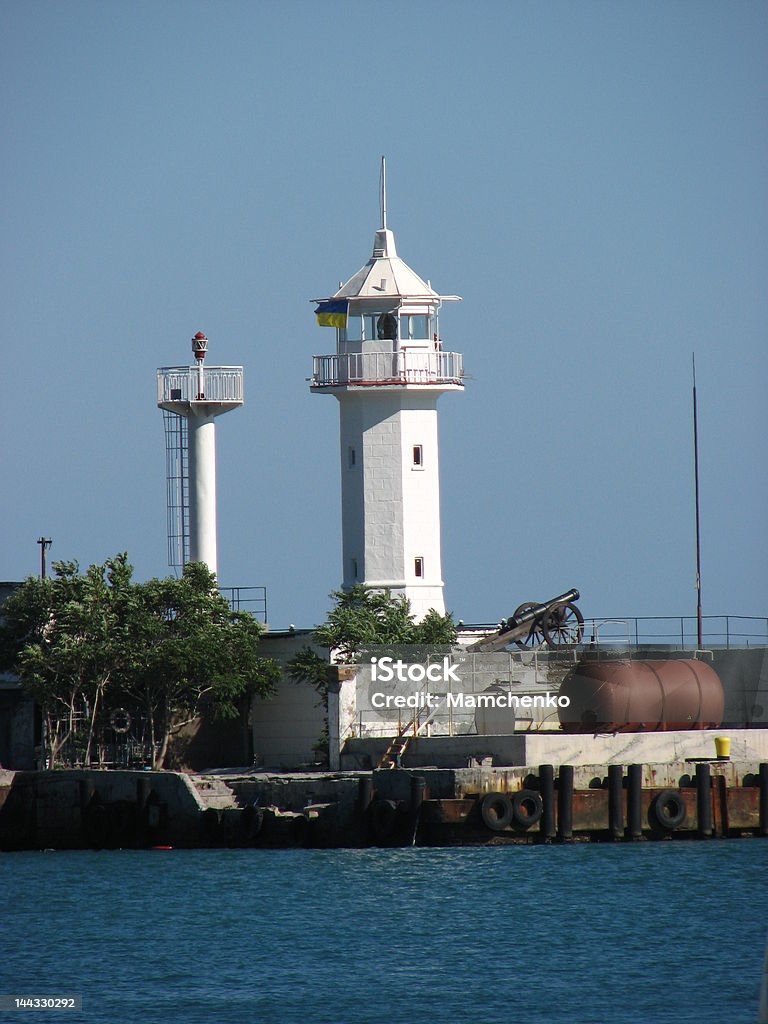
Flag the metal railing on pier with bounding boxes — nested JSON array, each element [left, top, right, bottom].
[[583, 614, 768, 649], [219, 586, 267, 624], [461, 614, 768, 650]]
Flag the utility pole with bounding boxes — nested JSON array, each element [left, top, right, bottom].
[[37, 537, 52, 579], [692, 355, 703, 649]]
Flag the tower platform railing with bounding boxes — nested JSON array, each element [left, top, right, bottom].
[[311, 350, 463, 388], [157, 366, 244, 404]]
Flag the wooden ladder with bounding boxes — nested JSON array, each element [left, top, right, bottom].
[[376, 697, 444, 770]]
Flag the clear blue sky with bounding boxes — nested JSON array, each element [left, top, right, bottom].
[[2, 1, 766, 628]]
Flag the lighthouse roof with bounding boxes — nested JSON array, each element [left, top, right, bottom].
[[320, 228, 460, 305]]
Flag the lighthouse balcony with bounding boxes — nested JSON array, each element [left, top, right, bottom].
[[311, 350, 464, 389], [157, 366, 244, 408]]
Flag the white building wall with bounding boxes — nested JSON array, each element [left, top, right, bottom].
[[338, 395, 365, 589], [338, 392, 405, 590], [337, 390, 447, 617], [399, 398, 445, 618]]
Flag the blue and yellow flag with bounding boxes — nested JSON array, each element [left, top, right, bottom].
[[315, 299, 348, 328]]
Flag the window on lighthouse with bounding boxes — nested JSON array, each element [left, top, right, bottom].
[[339, 316, 362, 343], [341, 312, 400, 343], [401, 315, 432, 341], [414, 557, 424, 578]]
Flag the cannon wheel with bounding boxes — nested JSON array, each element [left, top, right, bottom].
[[541, 601, 585, 647], [512, 602, 546, 649]]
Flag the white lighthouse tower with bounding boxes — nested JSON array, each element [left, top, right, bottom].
[[157, 332, 244, 577], [311, 163, 463, 619]]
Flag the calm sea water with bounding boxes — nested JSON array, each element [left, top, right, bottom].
[[0, 841, 766, 1024]]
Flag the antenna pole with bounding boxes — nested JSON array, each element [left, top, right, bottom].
[[37, 536, 52, 579], [692, 353, 703, 649], [381, 155, 387, 229]]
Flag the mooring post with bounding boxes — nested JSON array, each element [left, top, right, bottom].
[[608, 764, 624, 840], [627, 764, 643, 839], [696, 762, 712, 837], [557, 765, 574, 841], [539, 764, 556, 841]]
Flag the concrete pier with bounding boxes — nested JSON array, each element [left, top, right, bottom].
[[1, 758, 766, 850]]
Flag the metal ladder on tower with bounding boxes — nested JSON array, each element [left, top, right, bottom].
[[376, 695, 445, 770], [162, 409, 190, 568]]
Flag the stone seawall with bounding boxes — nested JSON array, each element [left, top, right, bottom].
[[1, 760, 767, 850]]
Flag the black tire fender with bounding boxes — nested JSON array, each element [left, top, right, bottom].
[[652, 789, 687, 830], [512, 789, 543, 828], [480, 792, 514, 831]]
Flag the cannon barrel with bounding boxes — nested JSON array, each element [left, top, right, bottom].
[[505, 588, 580, 632], [469, 588, 583, 652]]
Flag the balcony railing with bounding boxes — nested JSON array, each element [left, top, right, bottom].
[[311, 351, 464, 388], [219, 586, 268, 624], [157, 366, 244, 404]]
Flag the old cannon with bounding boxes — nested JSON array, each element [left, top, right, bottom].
[[501, 588, 584, 648], [472, 589, 585, 651]]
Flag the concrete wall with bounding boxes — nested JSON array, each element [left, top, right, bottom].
[[251, 631, 328, 769], [714, 648, 768, 726], [167, 695, 252, 771], [341, 728, 768, 770], [0, 768, 205, 850], [333, 648, 768, 760]]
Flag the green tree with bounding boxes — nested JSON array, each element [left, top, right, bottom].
[[0, 555, 279, 769], [117, 562, 280, 767], [288, 584, 458, 698], [0, 555, 135, 766]]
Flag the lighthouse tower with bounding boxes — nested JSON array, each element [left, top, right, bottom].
[[311, 164, 463, 619], [157, 332, 244, 577]]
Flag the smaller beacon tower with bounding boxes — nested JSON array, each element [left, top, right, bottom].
[[157, 333, 243, 577]]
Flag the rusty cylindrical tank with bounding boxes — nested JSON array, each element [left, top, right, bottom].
[[558, 658, 724, 733]]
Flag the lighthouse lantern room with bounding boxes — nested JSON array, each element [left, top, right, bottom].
[[311, 161, 464, 619]]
